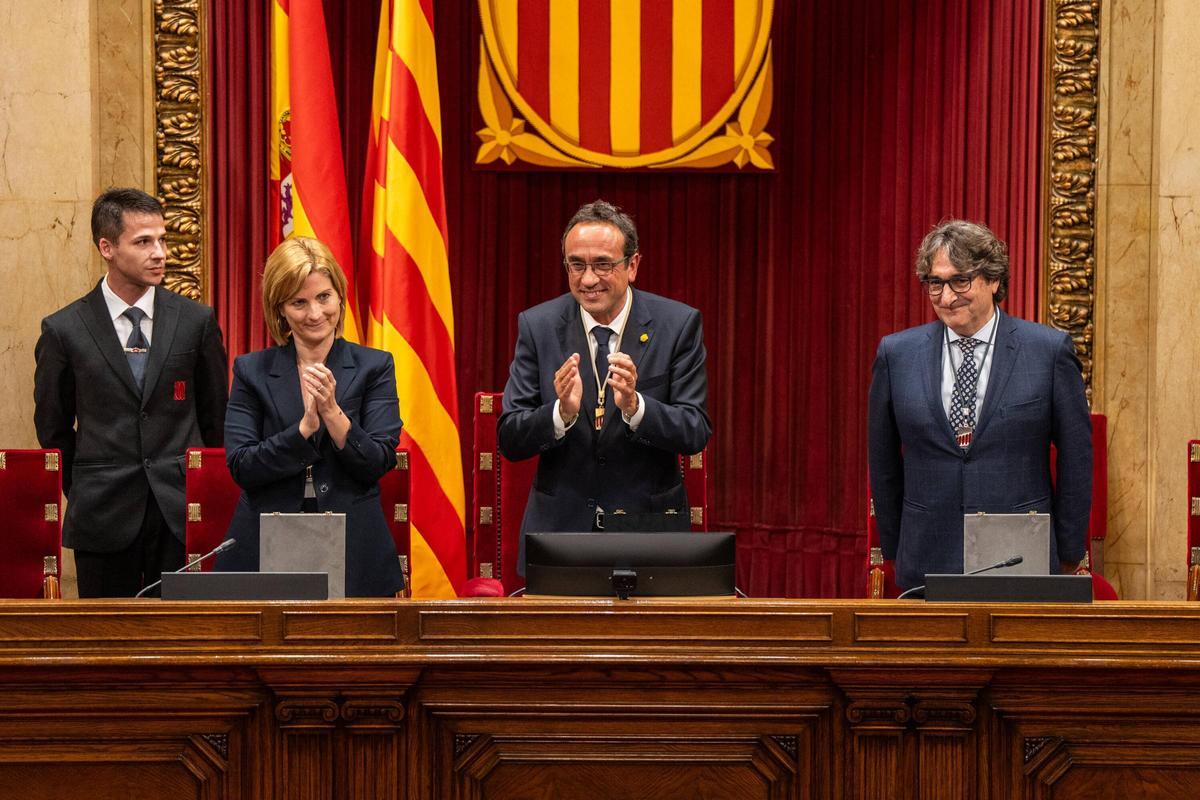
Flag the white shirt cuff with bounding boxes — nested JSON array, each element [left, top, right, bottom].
[[553, 399, 577, 439], [622, 392, 645, 430]]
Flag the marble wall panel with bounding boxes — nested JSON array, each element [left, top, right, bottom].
[[1145, 0, 1200, 599], [95, 0, 149, 189], [0, 0, 98, 451], [1095, 0, 1157, 597]]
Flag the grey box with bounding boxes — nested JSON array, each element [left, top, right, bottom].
[[963, 512, 1051, 575], [260, 512, 346, 599]]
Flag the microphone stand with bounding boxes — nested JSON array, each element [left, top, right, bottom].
[[896, 555, 1024, 600], [135, 539, 237, 598]]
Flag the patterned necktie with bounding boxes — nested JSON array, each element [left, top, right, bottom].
[[948, 337, 980, 446], [122, 307, 150, 390]]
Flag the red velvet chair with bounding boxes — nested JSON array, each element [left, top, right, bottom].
[[469, 392, 710, 596], [377, 450, 412, 595], [183, 448, 239, 571], [184, 447, 412, 591], [0, 449, 63, 598], [866, 413, 1116, 600], [1188, 440, 1200, 601]]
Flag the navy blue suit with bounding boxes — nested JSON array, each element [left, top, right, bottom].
[[216, 338, 405, 597], [867, 311, 1093, 590], [499, 289, 711, 556]]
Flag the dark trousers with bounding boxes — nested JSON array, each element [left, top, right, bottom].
[[74, 493, 184, 598]]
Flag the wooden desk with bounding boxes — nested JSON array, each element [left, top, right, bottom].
[[1, 598, 1199, 799]]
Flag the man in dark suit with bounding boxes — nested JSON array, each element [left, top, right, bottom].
[[868, 220, 1093, 590], [34, 188, 228, 597], [499, 200, 711, 558]]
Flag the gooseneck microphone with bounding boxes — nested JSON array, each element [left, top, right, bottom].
[[135, 538, 237, 598], [896, 554, 1023, 600]]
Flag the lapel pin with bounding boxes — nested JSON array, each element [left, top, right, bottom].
[[639, 332, 649, 343]]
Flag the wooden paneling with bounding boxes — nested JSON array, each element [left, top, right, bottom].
[[3, 600, 1200, 798]]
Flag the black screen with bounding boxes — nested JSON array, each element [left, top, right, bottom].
[[525, 532, 736, 598]]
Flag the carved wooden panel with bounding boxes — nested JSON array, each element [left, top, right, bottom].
[[7, 600, 1200, 798], [990, 672, 1200, 800], [413, 666, 832, 800], [0, 740, 225, 800]]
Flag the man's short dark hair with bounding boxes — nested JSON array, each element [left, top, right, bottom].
[[91, 188, 164, 248], [561, 199, 639, 259], [914, 219, 1009, 303]]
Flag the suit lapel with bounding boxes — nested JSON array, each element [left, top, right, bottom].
[[330, 338, 359, 405], [267, 340, 305, 428], [972, 310, 1019, 443], [78, 283, 141, 398], [923, 322, 959, 452], [140, 288, 179, 407], [556, 298, 594, 424]]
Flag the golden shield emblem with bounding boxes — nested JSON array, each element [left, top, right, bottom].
[[477, 0, 774, 170]]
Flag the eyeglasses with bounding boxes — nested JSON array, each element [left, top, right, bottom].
[[921, 271, 979, 296], [563, 256, 631, 276]]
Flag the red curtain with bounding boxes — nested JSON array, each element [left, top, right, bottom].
[[209, 0, 1043, 597]]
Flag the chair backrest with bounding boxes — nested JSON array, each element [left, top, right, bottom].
[[184, 448, 411, 582], [866, 412, 1113, 599], [1188, 440, 1200, 600], [0, 449, 63, 598], [471, 392, 710, 596], [377, 450, 412, 590], [184, 448, 240, 570]]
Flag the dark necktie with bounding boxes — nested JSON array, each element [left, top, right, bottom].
[[593, 326, 614, 406], [122, 307, 150, 390], [948, 337, 980, 446]]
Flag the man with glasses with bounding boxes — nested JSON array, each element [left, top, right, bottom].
[[499, 200, 711, 565], [867, 219, 1093, 591]]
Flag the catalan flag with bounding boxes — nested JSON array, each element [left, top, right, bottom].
[[268, 0, 361, 340], [359, 0, 466, 597]]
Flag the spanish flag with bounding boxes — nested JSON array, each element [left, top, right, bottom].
[[268, 0, 361, 341], [359, 0, 465, 597]]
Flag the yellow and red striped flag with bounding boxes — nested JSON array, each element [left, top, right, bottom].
[[268, 0, 361, 341], [360, 0, 465, 597]]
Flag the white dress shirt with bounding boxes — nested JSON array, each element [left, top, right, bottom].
[[940, 307, 999, 422], [554, 287, 645, 437], [100, 276, 156, 346]]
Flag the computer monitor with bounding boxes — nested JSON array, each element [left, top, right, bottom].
[[524, 532, 736, 599]]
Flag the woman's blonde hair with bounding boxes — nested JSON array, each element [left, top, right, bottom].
[[261, 237, 348, 344]]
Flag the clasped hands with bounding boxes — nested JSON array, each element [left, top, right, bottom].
[[299, 362, 341, 438], [555, 352, 638, 424]]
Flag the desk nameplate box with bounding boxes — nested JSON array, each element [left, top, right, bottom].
[[963, 511, 1051, 574], [261, 512, 346, 599]]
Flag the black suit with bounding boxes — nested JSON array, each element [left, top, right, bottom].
[[34, 281, 228, 594]]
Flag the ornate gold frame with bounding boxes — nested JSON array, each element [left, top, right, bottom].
[[1043, 0, 1100, 398], [154, 1, 1101, 393], [152, 0, 207, 303]]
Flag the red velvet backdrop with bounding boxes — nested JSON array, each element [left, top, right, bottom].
[[208, 0, 1044, 597]]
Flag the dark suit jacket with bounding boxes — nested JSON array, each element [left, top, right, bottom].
[[34, 281, 228, 551], [215, 338, 405, 597], [498, 289, 711, 556], [867, 311, 1093, 589]]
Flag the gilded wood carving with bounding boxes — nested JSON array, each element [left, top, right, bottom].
[[1045, 0, 1101, 396], [152, 0, 206, 302]]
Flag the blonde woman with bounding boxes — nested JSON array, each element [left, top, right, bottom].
[[216, 237, 405, 596]]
